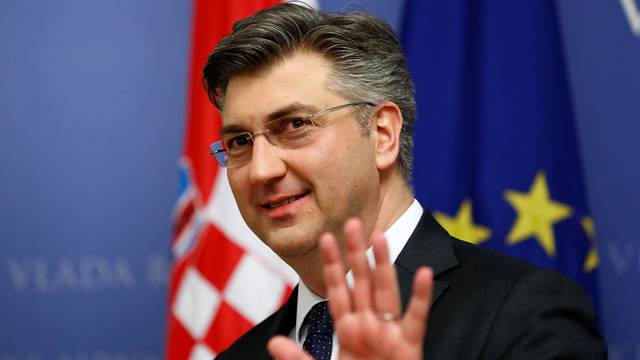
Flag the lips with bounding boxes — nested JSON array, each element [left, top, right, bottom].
[[261, 192, 309, 209]]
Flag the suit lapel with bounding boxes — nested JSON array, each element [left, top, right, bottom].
[[256, 287, 298, 359], [270, 286, 298, 336], [394, 210, 459, 310]]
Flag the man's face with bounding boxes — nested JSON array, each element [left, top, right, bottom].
[[222, 52, 382, 264]]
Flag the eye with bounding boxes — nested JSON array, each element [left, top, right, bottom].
[[271, 117, 313, 133], [227, 133, 252, 149], [289, 118, 308, 129]]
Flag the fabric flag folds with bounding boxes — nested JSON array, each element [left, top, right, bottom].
[[165, 1, 296, 359], [401, 1, 600, 305]]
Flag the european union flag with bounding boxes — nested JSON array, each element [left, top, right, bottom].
[[402, 1, 599, 304]]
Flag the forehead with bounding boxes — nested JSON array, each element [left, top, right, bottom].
[[222, 52, 341, 125]]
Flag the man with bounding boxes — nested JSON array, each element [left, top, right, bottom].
[[203, 3, 606, 359]]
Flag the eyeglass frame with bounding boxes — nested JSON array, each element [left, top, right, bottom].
[[209, 101, 376, 168]]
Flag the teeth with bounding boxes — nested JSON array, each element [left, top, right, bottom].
[[267, 195, 302, 209]]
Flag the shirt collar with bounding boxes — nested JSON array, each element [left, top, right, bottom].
[[293, 199, 423, 344]]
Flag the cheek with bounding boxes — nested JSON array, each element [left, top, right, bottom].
[[300, 131, 376, 192], [227, 170, 250, 205]]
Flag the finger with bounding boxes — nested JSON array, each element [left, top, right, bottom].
[[344, 218, 373, 312], [267, 336, 313, 360], [320, 232, 351, 319], [400, 267, 433, 345], [371, 232, 401, 317]]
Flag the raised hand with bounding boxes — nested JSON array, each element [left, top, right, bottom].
[[268, 218, 434, 360]]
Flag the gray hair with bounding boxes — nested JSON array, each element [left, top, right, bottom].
[[203, 2, 416, 184]]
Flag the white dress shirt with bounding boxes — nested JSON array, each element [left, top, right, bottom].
[[290, 199, 424, 359]]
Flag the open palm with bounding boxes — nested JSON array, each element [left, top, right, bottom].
[[268, 218, 433, 360]]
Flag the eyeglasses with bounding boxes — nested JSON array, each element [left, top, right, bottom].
[[210, 101, 376, 168]]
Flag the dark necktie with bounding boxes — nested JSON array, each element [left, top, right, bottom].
[[302, 301, 334, 360]]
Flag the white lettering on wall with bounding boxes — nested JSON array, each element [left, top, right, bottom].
[[6, 256, 135, 292], [145, 254, 170, 288], [621, 0, 640, 37], [606, 242, 640, 275], [5, 255, 168, 292]]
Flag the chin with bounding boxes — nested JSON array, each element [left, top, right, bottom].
[[262, 227, 321, 259]]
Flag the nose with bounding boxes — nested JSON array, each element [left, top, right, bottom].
[[248, 134, 286, 185]]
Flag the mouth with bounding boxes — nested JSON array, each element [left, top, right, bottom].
[[262, 192, 309, 209]]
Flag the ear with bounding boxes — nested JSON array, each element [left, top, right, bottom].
[[372, 101, 403, 171]]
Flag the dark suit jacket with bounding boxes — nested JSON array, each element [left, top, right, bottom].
[[217, 211, 607, 359]]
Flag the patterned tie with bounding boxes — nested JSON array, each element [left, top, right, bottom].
[[302, 301, 334, 360]]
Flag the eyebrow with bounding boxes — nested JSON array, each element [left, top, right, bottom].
[[265, 102, 318, 122], [220, 102, 319, 136], [219, 124, 246, 137]]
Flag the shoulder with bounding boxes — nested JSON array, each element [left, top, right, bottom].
[[215, 309, 281, 359], [444, 238, 607, 358], [446, 237, 580, 288], [443, 237, 595, 318], [216, 288, 298, 360]]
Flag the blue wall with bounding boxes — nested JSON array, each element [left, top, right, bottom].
[[1, 1, 190, 358], [1, 0, 638, 358], [557, 1, 640, 356]]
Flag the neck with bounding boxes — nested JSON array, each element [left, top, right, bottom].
[[370, 170, 414, 236], [288, 247, 327, 297]]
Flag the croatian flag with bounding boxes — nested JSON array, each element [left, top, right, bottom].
[[165, 1, 299, 359]]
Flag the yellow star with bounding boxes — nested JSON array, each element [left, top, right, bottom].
[[434, 199, 491, 245], [504, 171, 572, 257], [581, 216, 599, 272]]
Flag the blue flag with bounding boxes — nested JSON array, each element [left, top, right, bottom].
[[401, 1, 599, 304]]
